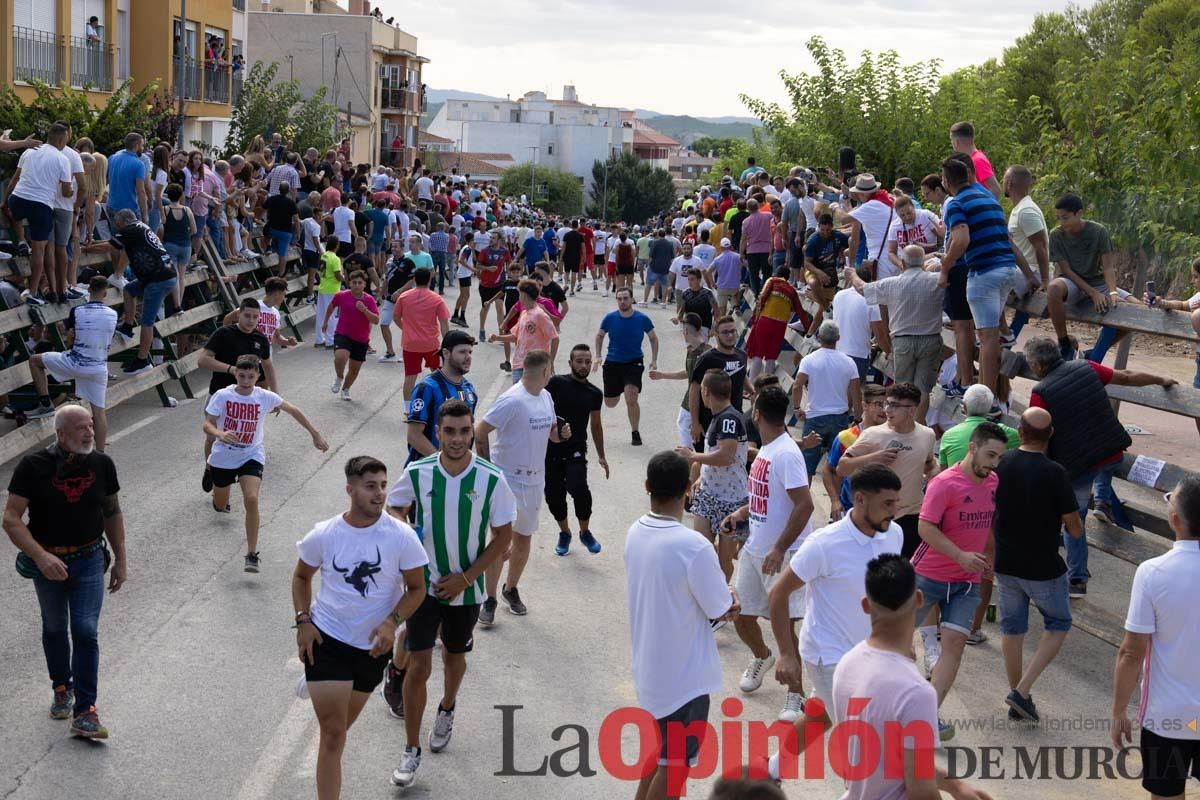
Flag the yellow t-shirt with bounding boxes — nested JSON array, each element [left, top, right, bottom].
[[318, 251, 342, 295]]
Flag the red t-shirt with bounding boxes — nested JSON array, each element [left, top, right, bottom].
[[579, 226, 595, 258], [718, 198, 733, 217], [1029, 360, 1122, 470], [478, 248, 509, 288]]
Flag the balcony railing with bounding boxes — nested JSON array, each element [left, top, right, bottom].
[[232, 0, 246, 10], [204, 63, 229, 104], [381, 88, 421, 113], [69, 36, 111, 91], [232, 73, 244, 105], [379, 146, 416, 168], [175, 56, 202, 100], [13, 26, 62, 85]]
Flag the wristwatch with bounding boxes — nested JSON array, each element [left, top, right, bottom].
[[294, 610, 311, 624]]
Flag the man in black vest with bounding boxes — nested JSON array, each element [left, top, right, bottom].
[[1023, 336, 1176, 597]]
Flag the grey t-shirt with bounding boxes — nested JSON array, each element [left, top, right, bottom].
[[1049, 220, 1113, 288]]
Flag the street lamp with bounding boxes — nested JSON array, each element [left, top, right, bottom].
[[526, 145, 538, 202]]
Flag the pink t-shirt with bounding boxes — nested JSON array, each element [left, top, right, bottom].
[[740, 210, 774, 254], [512, 305, 558, 369], [331, 290, 379, 344], [321, 186, 342, 213], [970, 149, 995, 184], [394, 288, 449, 353], [913, 463, 997, 583]]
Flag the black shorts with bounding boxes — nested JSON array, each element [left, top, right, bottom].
[[303, 626, 389, 693], [602, 359, 644, 398], [943, 265, 972, 322], [563, 260, 581, 274], [617, 263, 636, 276], [405, 593, 480, 654], [334, 333, 368, 362], [1141, 727, 1200, 796], [302, 249, 320, 272], [656, 695, 711, 766], [458, 277, 472, 288], [479, 285, 503, 303], [594, 254, 605, 266], [898, 513, 921, 558], [787, 241, 805, 268], [335, 241, 354, 258], [210, 459, 264, 488]]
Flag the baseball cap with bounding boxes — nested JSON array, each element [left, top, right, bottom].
[[440, 330, 476, 351], [720, 237, 732, 248]]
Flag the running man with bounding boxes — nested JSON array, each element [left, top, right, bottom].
[[475, 350, 567, 622], [221, 276, 297, 355], [594, 287, 659, 446], [393, 268, 450, 413], [545, 344, 608, 557], [488, 279, 559, 383], [476, 233, 510, 341], [323, 270, 380, 401], [387, 401, 516, 790], [293, 456, 429, 800], [205, 354, 329, 572]]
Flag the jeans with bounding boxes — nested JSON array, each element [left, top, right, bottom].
[[1065, 462, 1119, 581], [431, 251, 448, 293], [206, 214, 226, 259], [34, 549, 105, 713], [801, 412, 851, 476], [268, 229, 292, 262], [125, 276, 177, 326]]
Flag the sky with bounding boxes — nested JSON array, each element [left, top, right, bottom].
[[373, 0, 1097, 117]]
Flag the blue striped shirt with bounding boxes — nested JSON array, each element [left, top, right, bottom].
[[944, 183, 1014, 274], [428, 231, 450, 253], [406, 371, 478, 465]]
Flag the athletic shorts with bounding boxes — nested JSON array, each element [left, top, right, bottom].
[[656, 695, 711, 767], [563, 260, 581, 274], [458, 276, 471, 288], [617, 262, 635, 276], [402, 349, 439, 376], [302, 249, 320, 272], [602, 359, 643, 398], [594, 254, 605, 266], [479, 284, 503, 304], [53, 208, 74, 246], [335, 240, 354, 258], [8, 196, 54, 241], [208, 459, 265, 488], [897, 513, 921, 558], [405, 593, 479, 654], [734, 551, 805, 619], [333, 333, 368, 362], [507, 479, 544, 535], [40, 352, 108, 408], [1140, 727, 1200, 797], [303, 626, 389, 693], [692, 490, 747, 534], [943, 265, 972, 322]]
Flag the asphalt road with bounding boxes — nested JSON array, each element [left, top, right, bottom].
[[0, 281, 1148, 799]]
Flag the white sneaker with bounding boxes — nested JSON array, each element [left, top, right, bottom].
[[923, 645, 940, 679], [390, 746, 421, 787], [340, 389, 352, 401], [331, 378, 342, 393], [378, 352, 398, 363], [638, 301, 648, 307], [240, 248, 256, 258], [429, 706, 455, 752], [778, 691, 806, 723], [739, 652, 775, 692]]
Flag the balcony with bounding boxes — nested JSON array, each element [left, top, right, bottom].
[[13, 26, 62, 85], [379, 145, 416, 168], [204, 63, 230, 104], [233, 73, 244, 105], [175, 56, 202, 100], [69, 36, 112, 91], [381, 87, 420, 114]]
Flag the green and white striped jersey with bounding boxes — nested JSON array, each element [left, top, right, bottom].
[[387, 452, 517, 606]]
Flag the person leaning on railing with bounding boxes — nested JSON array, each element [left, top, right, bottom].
[[1144, 256, 1200, 434]]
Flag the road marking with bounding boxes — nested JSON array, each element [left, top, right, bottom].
[[105, 414, 160, 445], [234, 694, 316, 800]]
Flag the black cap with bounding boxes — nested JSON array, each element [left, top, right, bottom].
[[441, 330, 476, 352]]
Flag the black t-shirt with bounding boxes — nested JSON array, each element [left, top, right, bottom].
[[385, 256, 416, 295], [300, 160, 317, 193], [729, 210, 750, 250], [8, 448, 120, 547], [264, 194, 298, 232], [680, 288, 716, 329], [993, 449, 1078, 580], [111, 222, 174, 283], [540, 280, 568, 309], [502, 278, 521, 314], [546, 374, 602, 458], [354, 210, 369, 239], [204, 325, 271, 394], [707, 405, 748, 449], [743, 410, 762, 448], [690, 347, 748, 431], [562, 230, 584, 266]]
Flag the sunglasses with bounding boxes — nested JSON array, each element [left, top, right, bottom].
[[885, 402, 916, 410]]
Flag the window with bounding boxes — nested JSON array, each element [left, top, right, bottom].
[[548, 111, 554, 125], [510, 110, 521, 123], [547, 144, 554, 156]]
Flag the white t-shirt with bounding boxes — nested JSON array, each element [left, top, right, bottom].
[[831, 287, 881, 360], [256, 300, 281, 355], [12, 145, 72, 207], [624, 513, 732, 718], [556, 226, 571, 246], [53, 146, 85, 212], [693, 243, 716, 267], [473, 229, 491, 252], [332, 206, 355, 243], [790, 516, 903, 666], [455, 245, 475, 279], [205, 386, 284, 469], [415, 176, 434, 200], [606, 235, 621, 263], [301, 217, 322, 252], [67, 301, 118, 367], [469, 201, 487, 217], [1125, 540, 1200, 740], [390, 209, 411, 243], [482, 382, 556, 485], [296, 512, 428, 650], [885, 209, 939, 251], [849, 199, 894, 264], [1008, 195, 1046, 270], [745, 433, 813, 557], [594, 235, 607, 256], [833, 641, 940, 799], [671, 217, 686, 236], [669, 255, 705, 291], [797, 347, 859, 417], [371, 173, 389, 191]]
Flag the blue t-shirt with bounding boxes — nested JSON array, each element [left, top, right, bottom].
[[647, 238, 675, 274], [522, 236, 548, 267], [601, 310, 654, 363], [542, 228, 558, 256], [943, 182, 1014, 274], [366, 208, 390, 242], [406, 371, 478, 465], [107, 150, 146, 214]]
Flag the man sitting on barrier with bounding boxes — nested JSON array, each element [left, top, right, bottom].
[[110, 209, 177, 376]]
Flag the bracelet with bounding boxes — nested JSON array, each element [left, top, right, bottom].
[[227, 365, 233, 374], [461, 573, 471, 589]]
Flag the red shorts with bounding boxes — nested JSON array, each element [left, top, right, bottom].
[[745, 316, 788, 360], [606, 261, 617, 277], [403, 349, 441, 376]]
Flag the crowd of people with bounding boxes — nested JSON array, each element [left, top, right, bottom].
[[0, 120, 1198, 800]]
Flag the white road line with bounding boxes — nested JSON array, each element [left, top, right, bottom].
[[235, 692, 316, 800], [105, 414, 160, 445]]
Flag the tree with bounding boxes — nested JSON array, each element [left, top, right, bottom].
[[587, 151, 676, 224], [222, 61, 340, 159], [688, 136, 743, 158], [498, 162, 583, 216]]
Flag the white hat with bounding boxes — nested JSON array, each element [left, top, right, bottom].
[[720, 237, 732, 248]]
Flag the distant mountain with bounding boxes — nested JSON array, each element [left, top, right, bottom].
[[425, 88, 506, 104], [641, 115, 759, 145], [636, 108, 761, 127]]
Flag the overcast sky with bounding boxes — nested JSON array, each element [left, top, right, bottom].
[[374, 1, 1096, 116]]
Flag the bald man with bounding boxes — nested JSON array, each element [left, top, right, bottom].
[[990, 407, 1083, 722]]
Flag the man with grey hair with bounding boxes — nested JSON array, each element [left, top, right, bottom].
[[110, 209, 177, 374], [792, 320, 861, 477], [938, 385, 1019, 468], [3, 404, 126, 739], [847, 243, 944, 422], [1023, 335, 1176, 597]]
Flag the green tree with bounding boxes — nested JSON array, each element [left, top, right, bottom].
[[498, 162, 583, 216], [587, 152, 676, 223], [221, 61, 340, 159], [688, 136, 743, 158]]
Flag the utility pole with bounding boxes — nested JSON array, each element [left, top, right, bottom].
[[601, 159, 609, 222]]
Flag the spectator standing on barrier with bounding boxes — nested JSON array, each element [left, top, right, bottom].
[[263, 184, 300, 276], [993, 407, 1081, 723], [792, 321, 861, 478], [104, 133, 148, 276], [746, 265, 805, 386], [27, 277, 118, 447], [4, 405, 126, 739], [545, 344, 607, 557], [831, 264, 883, 382], [801, 214, 849, 338], [1, 122, 73, 306], [1144, 256, 1200, 435], [846, 174, 895, 277], [1112, 474, 1200, 800], [110, 209, 177, 375], [1022, 336, 1176, 598], [949, 121, 1002, 199]]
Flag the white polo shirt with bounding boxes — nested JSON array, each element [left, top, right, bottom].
[[1125, 539, 1200, 740], [789, 514, 903, 666]]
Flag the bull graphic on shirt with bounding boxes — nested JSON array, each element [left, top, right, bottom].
[[332, 546, 382, 597], [51, 471, 96, 503]]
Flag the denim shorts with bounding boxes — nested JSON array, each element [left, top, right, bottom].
[[125, 276, 177, 326], [268, 228, 293, 261], [914, 575, 981, 635], [996, 573, 1072, 635], [1193, 354, 1200, 390], [164, 242, 191, 271], [367, 239, 385, 255], [965, 265, 1017, 329], [647, 271, 670, 288]]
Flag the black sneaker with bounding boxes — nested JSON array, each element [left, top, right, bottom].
[[453, 314, 468, 329], [244, 552, 260, 573], [1069, 580, 1087, 598], [23, 292, 47, 307], [121, 357, 153, 374], [115, 322, 136, 341], [50, 685, 73, 719], [479, 597, 497, 627], [27, 402, 55, 419], [202, 466, 214, 493], [65, 287, 86, 300], [499, 361, 511, 372], [1005, 689, 1039, 722], [381, 662, 405, 719], [631, 431, 642, 446], [16, 241, 31, 257], [501, 584, 527, 616], [70, 705, 108, 739]]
